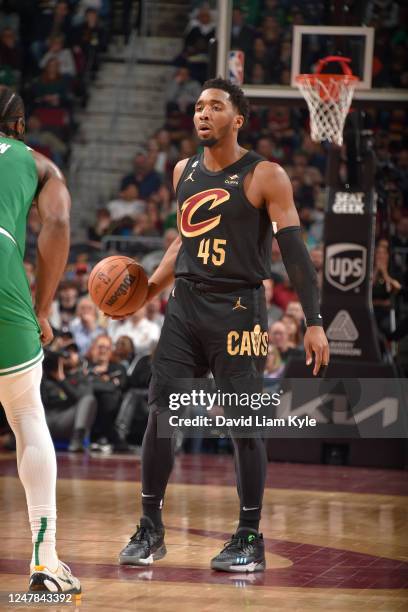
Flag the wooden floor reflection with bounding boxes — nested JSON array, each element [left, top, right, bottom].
[[0, 453, 407, 611]]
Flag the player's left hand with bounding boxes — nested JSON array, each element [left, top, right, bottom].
[[304, 326, 330, 376], [37, 316, 54, 346]]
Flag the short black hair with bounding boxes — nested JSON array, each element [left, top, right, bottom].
[[201, 77, 250, 125], [0, 85, 24, 135]]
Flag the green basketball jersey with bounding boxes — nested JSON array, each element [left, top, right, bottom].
[[0, 136, 38, 256], [0, 136, 42, 376]]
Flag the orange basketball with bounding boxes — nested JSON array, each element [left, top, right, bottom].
[[88, 256, 148, 316]]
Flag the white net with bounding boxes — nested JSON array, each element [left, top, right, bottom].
[[296, 75, 358, 146]]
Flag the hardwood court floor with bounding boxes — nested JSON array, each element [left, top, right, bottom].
[[0, 453, 407, 611]]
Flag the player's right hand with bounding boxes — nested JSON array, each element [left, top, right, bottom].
[[37, 316, 54, 346]]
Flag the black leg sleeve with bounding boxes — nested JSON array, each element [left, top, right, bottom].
[[231, 435, 267, 531]]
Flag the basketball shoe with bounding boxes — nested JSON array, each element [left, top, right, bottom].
[[29, 561, 81, 593], [119, 517, 166, 565], [210, 530, 265, 572]]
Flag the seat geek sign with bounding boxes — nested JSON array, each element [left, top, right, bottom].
[[332, 191, 365, 214], [322, 188, 381, 362]]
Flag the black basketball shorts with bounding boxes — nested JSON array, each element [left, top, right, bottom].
[[149, 277, 268, 411]]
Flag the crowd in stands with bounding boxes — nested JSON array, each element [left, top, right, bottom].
[[0, 1, 407, 455], [0, 0, 109, 169]]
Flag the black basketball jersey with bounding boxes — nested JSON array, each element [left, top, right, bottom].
[[175, 150, 272, 286]]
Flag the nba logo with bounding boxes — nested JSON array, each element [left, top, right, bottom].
[[228, 50, 245, 85]]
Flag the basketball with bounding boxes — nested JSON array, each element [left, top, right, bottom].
[[88, 255, 148, 316]]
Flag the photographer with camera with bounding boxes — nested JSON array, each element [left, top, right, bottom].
[[84, 334, 127, 452], [41, 348, 97, 452]]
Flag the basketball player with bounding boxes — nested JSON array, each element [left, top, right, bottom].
[[119, 78, 329, 572], [0, 86, 80, 593]]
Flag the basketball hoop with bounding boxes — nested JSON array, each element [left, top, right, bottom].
[[296, 56, 359, 146]]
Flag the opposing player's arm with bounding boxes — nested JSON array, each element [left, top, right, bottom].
[[143, 159, 188, 303], [32, 151, 71, 345], [257, 162, 329, 375]]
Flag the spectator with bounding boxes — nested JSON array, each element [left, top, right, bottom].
[[292, 178, 315, 209], [85, 334, 127, 450], [149, 184, 174, 223], [70, 296, 105, 355], [281, 314, 303, 349], [39, 34, 76, 77], [141, 227, 179, 275], [106, 184, 146, 222], [133, 212, 160, 237], [120, 151, 163, 199], [73, 262, 91, 297], [391, 217, 408, 283], [41, 349, 97, 452], [71, 8, 106, 75], [154, 128, 180, 174], [179, 136, 197, 160], [373, 241, 402, 336], [259, 15, 281, 53], [264, 345, 285, 378], [250, 62, 267, 85], [88, 208, 112, 246], [74, 0, 107, 23], [31, 0, 73, 62], [309, 244, 324, 288], [248, 37, 272, 82], [62, 341, 84, 377], [50, 280, 79, 329], [108, 307, 160, 353], [269, 321, 302, 364], [184, 3, 216, 52], [0, 27, 22, 82], [25, 115, 68, 167], [263, 278, 283, 325], [31, 57, 72, 110], [365, 0, 399, 29], [256, 136, 285, 163], [112, 335, 135, 368], [270, 238, 287, 283], [165, 66, 202, 115], [231, 7, 255, 58], [273, 276, 299, 313], [145, 296, 164, 329], [285, 301, 305, 328], [255, 137, 274, 161]]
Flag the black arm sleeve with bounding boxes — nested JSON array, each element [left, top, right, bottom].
[[275, 226, 323, 327]]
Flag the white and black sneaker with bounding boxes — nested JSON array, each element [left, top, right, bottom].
[[211, 531, 265, 573], [119, 517, 166, 566], [29, 561, 81, 593]]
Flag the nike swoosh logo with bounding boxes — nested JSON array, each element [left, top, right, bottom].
[[242, 506, 259, 511], [141, 493, 156, 498]]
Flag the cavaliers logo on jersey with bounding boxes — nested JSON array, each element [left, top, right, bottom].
[[180, 188, 230, 238]]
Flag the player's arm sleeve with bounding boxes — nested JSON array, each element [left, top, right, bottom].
[[275, 226, 323, 327]]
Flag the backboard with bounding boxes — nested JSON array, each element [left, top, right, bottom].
[[291, 26, 374, 90]]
